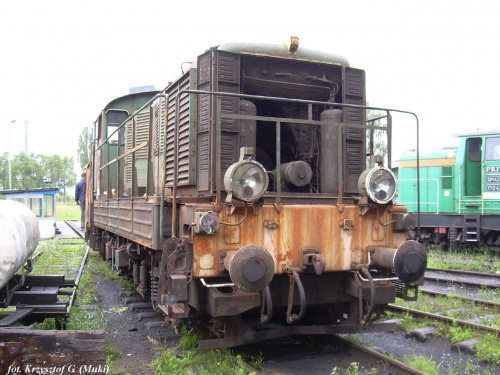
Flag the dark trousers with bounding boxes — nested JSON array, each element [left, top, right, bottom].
[[79, 200, 85, 229]]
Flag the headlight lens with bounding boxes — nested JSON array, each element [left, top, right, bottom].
[[224, 160, 268, 202], [359, 166, 397, 204]]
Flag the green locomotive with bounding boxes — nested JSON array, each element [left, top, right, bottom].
[[398, 130, 500, 248]]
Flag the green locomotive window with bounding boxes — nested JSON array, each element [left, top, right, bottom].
[[441, 166, 453, 189], [465, 137, 482, 196], [485, 137, 500, 161], [107, 110, 128, 144], [467, 138, 481, 162]]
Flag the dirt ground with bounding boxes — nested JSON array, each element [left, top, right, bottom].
[[94, 274, 179, 375]]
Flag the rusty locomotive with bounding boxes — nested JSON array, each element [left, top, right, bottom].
[[87, 38, 426, 348]]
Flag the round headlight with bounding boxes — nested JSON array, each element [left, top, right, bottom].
[[358, 166, 397, 204], [224, 160, 269, 202]]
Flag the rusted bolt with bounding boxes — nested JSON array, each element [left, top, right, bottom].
[[264, 220, 279, 229]]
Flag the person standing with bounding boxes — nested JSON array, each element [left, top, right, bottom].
[[75, 172, 86, 230]]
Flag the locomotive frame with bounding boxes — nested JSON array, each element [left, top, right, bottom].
[[87, 39, 426, 348]]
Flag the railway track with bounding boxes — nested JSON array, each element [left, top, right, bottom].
[[381, 266, 500, 371], [389, 267, 500, 338], [233, 333, 429, 375], [0, 221, 88, 327], [425, 267, 500, 289]]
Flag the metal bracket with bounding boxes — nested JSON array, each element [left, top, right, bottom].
[[301, 248, 325, 275], [339, 219, 354, 230], [264, 220, 279, 229]]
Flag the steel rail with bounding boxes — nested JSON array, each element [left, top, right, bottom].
[[388, 304, 500, 334], [62, 220, 88, 315], [63, 220, 85, 239], [67, 244, 90, 315], [421, 289, 500, 308], [31, 248, 45, 262], [424, 275, 500, 289], [334, 334, 430, 375], [426, 267, 500, 279]]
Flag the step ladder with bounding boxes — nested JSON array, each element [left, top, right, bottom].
[[463, 215, 481, 242]]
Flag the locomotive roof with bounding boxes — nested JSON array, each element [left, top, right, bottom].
[[217, 41, 350, 67], [103, 90, 159, 112], [398, 147, 458, 161], [457, 129, 500, 137]]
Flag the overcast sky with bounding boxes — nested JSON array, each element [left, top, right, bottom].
[[1, 0, 499, 181]]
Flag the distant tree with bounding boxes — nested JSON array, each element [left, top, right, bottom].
[[9, 153, 41, 189], [39, 154, 75, 201], [77, 126, 93, 170], [0, 153, 8, 188], [366, 107, 388, 165], [0, 153, 74, 198]]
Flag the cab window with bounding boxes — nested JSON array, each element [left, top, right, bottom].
[[485, 137, 500, 161]]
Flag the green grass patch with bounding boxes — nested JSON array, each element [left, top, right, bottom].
[[56, 200, 81, 220], [87, 250, 135, 291], [403, 355, 440, 375], [151, 328, 255, 375], [397, 292, 489, 321], [476, 286, 500, 303], [33, 239, 86, 278], [475, 333, 500, 364], [426, 246, 500, 273]]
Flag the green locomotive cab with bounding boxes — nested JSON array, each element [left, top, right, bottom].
[[398, 131, 500, 247]]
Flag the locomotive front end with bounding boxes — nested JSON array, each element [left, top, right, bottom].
[[88, 38, 425, 349]]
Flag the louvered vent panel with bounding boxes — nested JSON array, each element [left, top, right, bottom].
[[346, 142, 363, 174], [219, 83, 239, 132], [165, 73, 193, 186], [221, 134, 238, 170], [135, 110, 150, 159], [154, 99, 166, 156], [198, 83, 211, 133], [198, 133, 209, 171], [199, 52, 211, 85], [218, 52, 239, 83], [345, 69, 364, 96], [124, 119, 134, 183], [343, 67, 366, 193]]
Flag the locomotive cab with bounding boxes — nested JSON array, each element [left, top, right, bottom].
[[88, 38, 426, 348]]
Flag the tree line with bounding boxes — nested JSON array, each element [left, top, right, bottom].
[[0, 152, 75, 193]]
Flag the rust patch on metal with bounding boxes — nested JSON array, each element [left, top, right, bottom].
[[192, 204, 409, 277]]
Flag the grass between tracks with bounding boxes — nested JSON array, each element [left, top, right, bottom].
[[386, 304, 500, 365], [426, 245, 500, 273], [151, 328, 260, 375]]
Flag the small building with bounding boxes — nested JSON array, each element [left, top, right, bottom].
[[0, 188, 58, 239]]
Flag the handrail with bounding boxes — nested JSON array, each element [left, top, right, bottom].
[[183, 90, 420, 237]]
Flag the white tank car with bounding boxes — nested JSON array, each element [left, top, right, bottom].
[[0, 200, 40, 289]]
